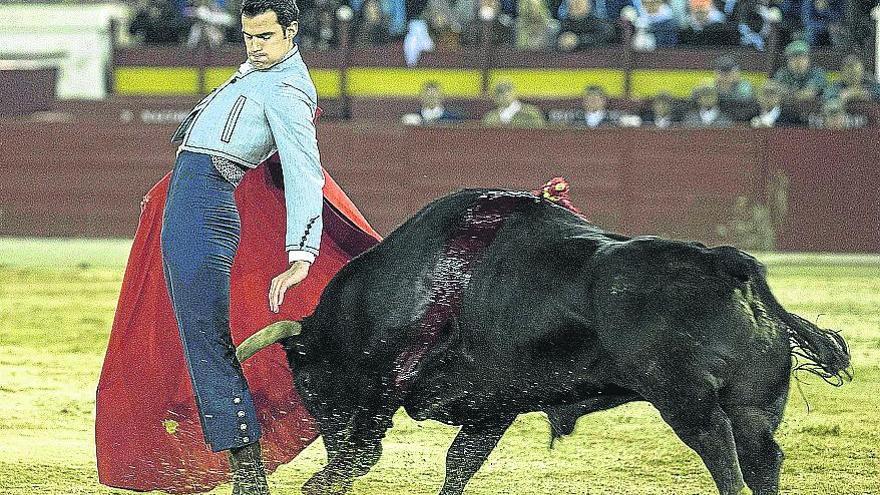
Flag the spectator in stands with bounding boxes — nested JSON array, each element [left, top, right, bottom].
[[665, 0, 689, 27], [515, 0, 562, 50], [347, 0, 406, 36], [849, 0, 876, 53], [407, 0, 430, 21], [186, 0, 234, 47], [423, 0, 462, 47], [750, 81, 803, 127], [298, 0, 340, 50], [451, 0, 477, 31], [401, 81, 463, 125], [461, 0, 515, 44], [823, 55, 880, 104], [601, 0, 640, 19], [576, 85, 619, 127], [774, 0, 805, 44], [224, 0, 245, 41], [820, 99, 846, 129], [352, 0, 392, 45], [773, 40, 828, 102], [422, 0, 477, 42], [679, 0, 711, 26], [482, 81, 546, 127], [713, 55, 753, 103], [404, 18, 435, 65], [817, 99, 862, 129], [549, 85, 641, 126], [678, 0, 736, 45], [731, 0, 775, 50], [683, 84, 733, 127], [556, 0, 616, 51], [642, 91, 676, 127], [633, 0, 679, 47], [801, 0, 844, 47], [344, 0, 406, 39], [129, 0, 190, 44]]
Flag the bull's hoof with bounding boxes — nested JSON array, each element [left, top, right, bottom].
[[301, 471, 352, 495]]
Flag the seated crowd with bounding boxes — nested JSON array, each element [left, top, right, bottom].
[[126, 1, 877, 129], [401, 43, 880, 129], [129, 0, 873, 52]]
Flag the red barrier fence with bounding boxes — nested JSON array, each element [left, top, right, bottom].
[[1, 120, 877, 252]]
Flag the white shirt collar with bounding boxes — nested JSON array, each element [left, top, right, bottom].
[[421, 105, 445, 122], [585, 110, 607, 128], [238, 60, 254, 75], [759, 106, 781, 126], [498, 100, 523, 123], [700, 107, 720, 124]]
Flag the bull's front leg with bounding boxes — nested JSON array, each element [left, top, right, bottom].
[[439, 417, 515, 495], [317, 408, 353, 464], [302, 388, 397, 495]]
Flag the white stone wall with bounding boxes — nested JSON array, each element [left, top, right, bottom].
[[0, 3, 131, 100]]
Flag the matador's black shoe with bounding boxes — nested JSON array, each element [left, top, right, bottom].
[[229, 442, 270, 495]]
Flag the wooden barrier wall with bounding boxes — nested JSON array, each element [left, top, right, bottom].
[[1, 120, 877, 252], [111, 42, 849, 100]]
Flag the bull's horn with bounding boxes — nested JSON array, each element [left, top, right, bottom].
[[236, 320, 302, 363]]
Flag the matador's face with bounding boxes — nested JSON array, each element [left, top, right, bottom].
[[241, 10, 298, 69]]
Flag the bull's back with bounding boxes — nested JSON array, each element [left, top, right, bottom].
[[586, 238, 790, 390]]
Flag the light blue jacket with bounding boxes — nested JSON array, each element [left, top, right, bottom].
[[172, 46, 324, 261]]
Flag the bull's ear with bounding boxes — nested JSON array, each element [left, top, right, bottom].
[[236, 321, 302, 363]]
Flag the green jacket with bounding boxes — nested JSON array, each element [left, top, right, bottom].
[[773, 67, 828, 95]]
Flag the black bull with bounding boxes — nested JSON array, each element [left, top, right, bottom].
[[237, 189, 851, 495]]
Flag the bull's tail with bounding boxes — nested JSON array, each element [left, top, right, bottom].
[[784, 311, 852, 385], [752, 274, 852, 385], [236, 320, 302, 363], [716, 246, 852, 385]]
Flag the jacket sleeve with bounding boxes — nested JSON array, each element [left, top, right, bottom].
[[264, 82, 325, 262]]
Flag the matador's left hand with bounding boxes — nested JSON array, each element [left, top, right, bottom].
[[269, 261, 311, 313]]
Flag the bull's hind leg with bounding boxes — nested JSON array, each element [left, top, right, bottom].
[[725, 404, 784, 495], [654, 398, 746, 495], [439, 418, 515, 495], [718, 330, 790, 495]]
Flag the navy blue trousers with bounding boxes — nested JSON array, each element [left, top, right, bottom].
[[160, 151, 261, 452]]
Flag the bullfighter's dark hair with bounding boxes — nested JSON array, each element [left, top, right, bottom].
[[242, 0, 300, 27]]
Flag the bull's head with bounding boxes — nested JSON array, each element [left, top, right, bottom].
[[235, 320, 329, 420]]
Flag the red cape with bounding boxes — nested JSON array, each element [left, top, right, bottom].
[[95, 156, 381, 493]]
